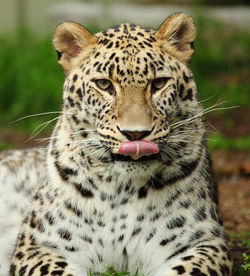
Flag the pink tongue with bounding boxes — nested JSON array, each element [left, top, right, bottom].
[[117, 141, 159, 160]]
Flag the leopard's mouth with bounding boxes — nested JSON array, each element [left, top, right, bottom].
[[111, 153, 159, 162]]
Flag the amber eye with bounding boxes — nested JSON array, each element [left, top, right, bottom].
[[95, 79, 115, 95], [151, 77, 171, 94]]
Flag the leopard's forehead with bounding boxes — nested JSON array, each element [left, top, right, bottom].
[[96, 23, 156, 45], [78, 23, 177, 87]]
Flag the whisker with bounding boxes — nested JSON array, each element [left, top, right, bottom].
[[25, 117, 60, 143], [9, 111, 72, 124]]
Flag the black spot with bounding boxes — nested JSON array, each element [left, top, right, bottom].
[[210, 206, 219, 222], [137, 214, 145, 221], [165, 158, 200, 185], [138, 186, 148, 198], [64, 200, 82, 217], [45, 211, 55, 225], [97, 220, 106, 227], [29, 234, 37, 246], [100, 192, 107, 201], [81, 235, 93, 244], [197, 188, 206, 199], [207, 266, 218, 276], [190, 268, 206, 276], [131, 227, 142, 237], [179, 159, 199, 177], [109, 52, 116, 60], [210, 227, 220, 237], [72, 115, 80, 124], [183, 88, 193, 101], [10, 264, 16, 275], [118, 235, 124, 242], [146, 52, 153, 59], [73, 74, 78, 82], [182, 255, 194, 261], [58, 228, 72, 241], [123, 24, 129, 34], [74, 183, 94, 198], [183, 72, 189, 83], [172, 265, 186, 274], [160, 235, 176, 246], [107, 41, 113, 48], [40, 264, 50, 275], [147, 172, 166, 190], [65, 246, 78, 252], [51, 270, 64, 275], [69, 85, 75, 93], [30, 210, 37, 228], [194, 206, 207, 222], [15, 251, 24, 260], [54, 161, 78, 181], [98, 239, 104, 247], [220, 244, 229, 253], [167, 245, 190, 260], [28, 261, 43, 275], [27, 251, 39, 260], [76, 88, 83, 101], [19, 265, 28, 276], [146, 228, 156, 242], [167, 216, 185, 229], [179, 200, 191, 208], [189, 230, 205, 242], [150, 212, 162, 221], [179, 83, 184, 98], [197, 245, 219, 253]]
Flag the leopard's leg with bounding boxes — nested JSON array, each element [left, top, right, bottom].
[[10, 233, 75, 276], [154, 241, 232, 276]]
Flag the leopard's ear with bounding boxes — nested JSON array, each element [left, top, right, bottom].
[[156, 13, 196, 64], [53, 22, 97, 75]]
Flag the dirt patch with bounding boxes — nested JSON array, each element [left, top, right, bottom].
[[211, 150, 250, 273]]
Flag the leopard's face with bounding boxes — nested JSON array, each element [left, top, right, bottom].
[[53, 14, 204, 174]]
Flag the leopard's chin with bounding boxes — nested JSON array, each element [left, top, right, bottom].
[[111, 153, 160, 162]]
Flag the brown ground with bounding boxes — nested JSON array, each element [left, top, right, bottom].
[[0, 108, 249, 274]]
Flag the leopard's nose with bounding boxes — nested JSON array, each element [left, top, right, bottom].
[[117, 126, 152, 141]]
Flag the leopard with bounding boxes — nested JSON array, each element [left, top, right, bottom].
[[1, 12, 232, 275]]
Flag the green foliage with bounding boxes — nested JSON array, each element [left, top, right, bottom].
[[227, 231, 250, 276], [0, 31, 63, 132], [208, 134, 250, 151], [191, 16, 250, 108], [0, 142, 14, 151], [241, 254, 250, 273], [88, 267, 145, 276], [241, 232, 250, 249]]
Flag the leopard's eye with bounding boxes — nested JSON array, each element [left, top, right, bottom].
[[95, 79, 115, 95], [95, 79, 112, 90], [151, 77, 171, 94]]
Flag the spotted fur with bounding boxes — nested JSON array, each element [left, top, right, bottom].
[[1, 13, 232, 275]]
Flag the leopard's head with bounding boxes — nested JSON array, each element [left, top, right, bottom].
[[52, 13, 204, 174]]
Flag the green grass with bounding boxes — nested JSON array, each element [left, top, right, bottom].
[[208, 134, 250, 151], [0, 142, 14, 151], [88, 267, 145, 276], [227, 231, 250, 276]]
